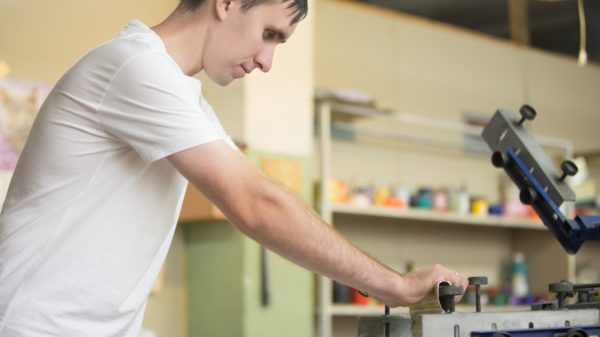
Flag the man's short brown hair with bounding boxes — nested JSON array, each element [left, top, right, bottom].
[[177, 0, 308, 24]]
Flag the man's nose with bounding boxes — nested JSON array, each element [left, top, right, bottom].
[[255, 46, 275, 73]]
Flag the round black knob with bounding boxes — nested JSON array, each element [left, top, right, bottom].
[[491, 151, 508, 168], [469, 276, 488, 312], [468, 277, 488, 286], [550, 280, 575, 309], [559, 160, 579, 181], [519, 187, 538, 205], [549, 280, 574, 293], [548, 280, 574, 293], [560, 328, 589, 337], [517, 105, 537, 125]]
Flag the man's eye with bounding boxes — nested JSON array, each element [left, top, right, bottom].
[[263, 30, 276, 41]]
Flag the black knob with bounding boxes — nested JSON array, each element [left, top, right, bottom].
[[517, 105, 537, 126], [469, 276, 488, 286], [549, 281, 575, 309], [469, 276, 488, 312], [550, 280, 574, 293], [519, 187, 538, 205], [556, 328, 589, 337], [559, 160, 579, 181], [439, 284, 464, 313], [491, 151, 508, 168]]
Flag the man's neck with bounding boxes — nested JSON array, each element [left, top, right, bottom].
[[152, 9, 209, 76]]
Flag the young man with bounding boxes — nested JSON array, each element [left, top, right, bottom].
[[0, 0, 468, 336]]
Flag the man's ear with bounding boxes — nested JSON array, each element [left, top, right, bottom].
[[215, 0, 234, 21]]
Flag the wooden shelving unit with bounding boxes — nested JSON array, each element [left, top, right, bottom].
[[331, 204, 544, 230], [315, 99, 579, 337]]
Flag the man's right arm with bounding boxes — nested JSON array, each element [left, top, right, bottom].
[[168, 140, 468, 307]]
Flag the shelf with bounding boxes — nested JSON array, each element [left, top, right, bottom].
[[323, 100, 573, 157], [330, 304, 531, 317], [330, 304, 407, 316], [331, 204, 545, 230]]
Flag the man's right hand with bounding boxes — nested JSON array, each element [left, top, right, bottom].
[[378, 264, 468, 307]]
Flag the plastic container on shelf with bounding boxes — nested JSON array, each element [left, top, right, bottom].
[[510, 252, 530, 304], [471, 197, 489, 217]]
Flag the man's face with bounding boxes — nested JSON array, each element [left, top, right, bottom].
[[203, 0, 298, 86]]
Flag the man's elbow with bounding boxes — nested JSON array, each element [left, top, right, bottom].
[[228, 183, 282, 239], [228, 205, 264, 236]]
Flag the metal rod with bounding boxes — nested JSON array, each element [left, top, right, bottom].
[[384, 305, 390, 337], [475, 284, 481, 312], [317, 101, 333, 337]]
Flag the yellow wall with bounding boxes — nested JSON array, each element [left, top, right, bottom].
[[0, 0, 178, 83]]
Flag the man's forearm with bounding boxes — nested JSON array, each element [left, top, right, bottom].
[[236, 177, 407, 306]]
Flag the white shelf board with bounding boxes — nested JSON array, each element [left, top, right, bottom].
[[330, 304, 531, 317], [330, 304, 408, 316], [331, 204, 545, 230]]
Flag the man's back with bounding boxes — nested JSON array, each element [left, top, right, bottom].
[[0, 20, 233, 337]]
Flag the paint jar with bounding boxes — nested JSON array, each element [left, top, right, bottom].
[[384, 186, 410, 209], [350, 186, 373, 207], [471, 197, 489, 217], [351, 288, 370, 306], [328, 179, 349, 204], [449, 188, 470, 215], [433, 189, 448, 212], [333, 281, 352, 304], [374, 186, 391, 206], [414, 188, 433, 209]]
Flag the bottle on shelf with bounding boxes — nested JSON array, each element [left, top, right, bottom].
[[510, 252, 531, 304]]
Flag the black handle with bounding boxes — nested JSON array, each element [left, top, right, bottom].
[[439, 284, 464, 313], [549, 280, 575, 309], [468, 276, 488, 312], [517, 105, 536, 126], [559, 160, 579, 181]]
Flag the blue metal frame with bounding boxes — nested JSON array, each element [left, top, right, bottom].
[[504, 148, 600, 254]]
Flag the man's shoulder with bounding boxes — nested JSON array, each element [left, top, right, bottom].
[[91, 32, 169, 70]]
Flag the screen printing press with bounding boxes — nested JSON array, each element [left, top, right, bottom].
[[357, 106, 600, 337]]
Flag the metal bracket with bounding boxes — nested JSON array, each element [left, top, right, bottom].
[[482, 108, 600, 254]]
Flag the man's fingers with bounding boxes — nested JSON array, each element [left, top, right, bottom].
[[450, 271, 468, 302]]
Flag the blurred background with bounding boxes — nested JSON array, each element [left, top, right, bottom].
[[1, 1, 599, 337]]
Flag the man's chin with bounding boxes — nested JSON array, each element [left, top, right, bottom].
[[215, 75, 235, 87], [205, 72, 235, 87]]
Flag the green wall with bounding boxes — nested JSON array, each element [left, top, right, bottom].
[[187, 151, 314, 337]]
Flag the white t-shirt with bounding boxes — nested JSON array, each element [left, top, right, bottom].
[[0, 20, 236, 337]]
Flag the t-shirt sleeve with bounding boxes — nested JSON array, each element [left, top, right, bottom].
[[97, 51, 222, 163], [198, 94, 240, 152]]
